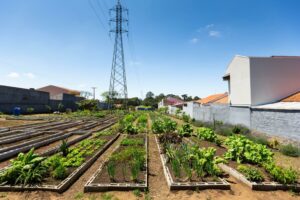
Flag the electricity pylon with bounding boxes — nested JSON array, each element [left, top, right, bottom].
[[108, 0, 128, 109]]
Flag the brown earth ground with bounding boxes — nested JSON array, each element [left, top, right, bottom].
[[0, 134, 298, 200], [0, 118, 43, 128]]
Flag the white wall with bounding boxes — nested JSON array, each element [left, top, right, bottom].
[[226, 56, 252, 106], [182, 102, 195, 118], [250, 57, 300, 105]]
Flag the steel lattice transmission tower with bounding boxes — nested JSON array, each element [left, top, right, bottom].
[[108, 0, 128, 109]]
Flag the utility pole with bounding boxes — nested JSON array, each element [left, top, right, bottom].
[[108, 0, 128, 109], [92, 87, 97, 100]]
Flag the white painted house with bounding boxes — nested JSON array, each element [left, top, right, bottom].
[[183, 55, 300, 142], [223, 55, 300, 106]]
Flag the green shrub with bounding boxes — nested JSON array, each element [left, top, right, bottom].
[[163, 118, 177, 133], [232, 125, 250, 135], [182, 114, 190, 123], [178, 123, 193, 137], [264, 162, 298, 184], [224, 135, 273, 164], [280, 144, 300, 157], [0, 149, 47, 185], [237, 165, 264, 182], [52, 164, 67, 180], [151, 119, 165, 134], [196, 127, 219, 143], [77, 99, 98, 111], [165, 144, 223, 179], [232, 125, 241, 134], [124, 124, 139, 134], [60, 140, 69, 157]]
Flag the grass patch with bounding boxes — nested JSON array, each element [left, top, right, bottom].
[[101, 193, 119, 200], [74, 192, 84, 200], [133, 189, 142, 197], [121, 138, 144, 146], [280, 144, 300, 157]]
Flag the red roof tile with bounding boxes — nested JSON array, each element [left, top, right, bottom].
[[281, 91, 300, 102], [196, 93, 228, 105]]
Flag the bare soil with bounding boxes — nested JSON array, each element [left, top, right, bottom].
[[0, 119, 42, 128], [93, 135, 146, 184]]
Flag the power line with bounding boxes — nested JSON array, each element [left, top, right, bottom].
[[96, 0, 109, 22], [102, 0, 110, 11], [88, 0, 108, 32]]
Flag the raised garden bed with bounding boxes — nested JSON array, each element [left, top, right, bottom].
[[0, 120, 117, 162], [187, 133, 300, 192], [84, 134, 148, 192], [0, 129, 120, 193], [155, 135, 230, 190]]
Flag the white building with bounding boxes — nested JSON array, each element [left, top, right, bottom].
[[184, 55, 300, 142], [223, 55, 300, 106]]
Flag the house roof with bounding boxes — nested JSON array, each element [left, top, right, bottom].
[[164, 97, 184, 106], [252, 102, 300, 110], [281, 91, 300, 102], [214, 95, 229, 104], [196, 93, 228, 105], [252, 91, 300, 110], [37, 85, 80, 96]]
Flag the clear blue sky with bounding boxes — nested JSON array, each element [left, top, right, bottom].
[[1, 0, 300, 99]]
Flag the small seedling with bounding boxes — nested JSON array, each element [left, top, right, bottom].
[[133, 189, 142, 197]]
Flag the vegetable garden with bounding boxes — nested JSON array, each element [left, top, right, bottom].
[[0, 111, 299, 200]]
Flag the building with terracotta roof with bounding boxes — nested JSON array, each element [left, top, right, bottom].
[[195, 93, 228, 105], [37, 85, 81, 100], [158, 97, 186, 115]]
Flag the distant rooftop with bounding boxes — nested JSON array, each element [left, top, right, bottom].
[[196, 93, 228, 105], [281, 91, 300, 102], [37, 85, 80, 96]]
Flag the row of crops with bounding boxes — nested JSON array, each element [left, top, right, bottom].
[[0, 110, 298, 194], [85, 112, 148, 191], [0, 128, 119, 188], [151, 112, 299, 190]]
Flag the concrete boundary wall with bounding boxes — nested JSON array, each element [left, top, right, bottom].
[[0, 85, 80, 114], [183, 103, 300, 141]]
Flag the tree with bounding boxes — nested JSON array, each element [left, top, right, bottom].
[[186, 96, 193, 101], [194, 96, 200, 100], [146, 91, 155, 99], [181, 94, 188, 101], [156, 93, 165, 100], [142, 97, 158, 108], [80, 91, 92, 99], [77, 99, 98, 111], [166, 94, 182, 100], [101, 91, 120, 103], [127, 97, 142, 107]]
